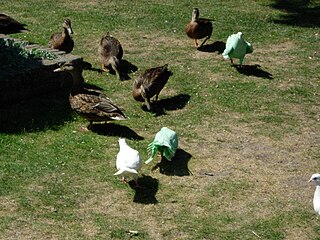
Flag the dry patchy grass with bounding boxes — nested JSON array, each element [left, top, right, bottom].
[[1, 0, 320, 239]]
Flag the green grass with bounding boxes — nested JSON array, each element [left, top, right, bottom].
[[1, 0, 320, 239]]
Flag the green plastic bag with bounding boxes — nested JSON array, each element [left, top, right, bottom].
[[145, 127, 178, 164]]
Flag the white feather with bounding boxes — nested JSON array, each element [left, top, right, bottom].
[[309, 173, 320, 214], [114, 138, 142, 180]]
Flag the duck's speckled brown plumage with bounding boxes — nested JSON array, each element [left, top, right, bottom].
[[0, 14, 28, 34], [98, 32, 123, 80], [69, 90, 127, 124], [49, 18, 74, 53], [132, 64, 172, 110], [54, 62, 127, 128], [185, 8, 213, 47]]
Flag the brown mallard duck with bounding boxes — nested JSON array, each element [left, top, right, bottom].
[[132, 64, 172, 111], [98, 32, 123, 80], [185, 8, 213, 48], [0, 14, 28, 34], [48, 18, 74, 53], [54, 61, 127, 130]]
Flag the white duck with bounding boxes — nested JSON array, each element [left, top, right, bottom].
[[309, 173, 320, 215], [114, 138, 142, 187]]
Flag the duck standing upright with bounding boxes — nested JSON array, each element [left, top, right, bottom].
[[185, 8, 213, 48], [132, 64, 172, 111], [114, 138, 142, 187], [98, 32, 123, 80], [222, 32, 253, 65], [54, 61, 127, 130], [309, 173, 320, 215], [48, 18, 74, 53]]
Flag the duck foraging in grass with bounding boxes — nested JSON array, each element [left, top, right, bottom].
[[132, 64, 172, 111], [114, 138, 142, 187], [309, 173, 320, 215], [98, 32, 123, 80], [146, 127, 178, 165], [185, 8, 213, 48], [53, 61, 127, 130], [48, 18, 74, 53], [222, 32, 253, 66]]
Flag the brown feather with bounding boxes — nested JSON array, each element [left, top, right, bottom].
[[132, 64, 172, 109], [185, 8, 213, 47], [54, 62, 127, 125], [98, 32, 123, 80], [48, 18, 74, 53]]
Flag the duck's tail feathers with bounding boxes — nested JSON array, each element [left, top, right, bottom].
[[110, 115, 128, 120], [114, 167, 138, 176]]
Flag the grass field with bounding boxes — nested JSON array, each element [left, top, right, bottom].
[[1, 0, 320, 239]]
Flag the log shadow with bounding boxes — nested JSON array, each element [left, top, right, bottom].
[[90, 123, 144, 140], [151, 149, 192, 176], [0, 89, 73, 133], [0, 14, 29, 34], [120, 59, 139, 80], [197, 41, 226, 54], [233, 64, 273, 79], [269, 0, 320, 27], [95, 59, 138, 81], [130, 175, 159, 204], [82, 59, 138, 80], [82, 82, 104, 91]]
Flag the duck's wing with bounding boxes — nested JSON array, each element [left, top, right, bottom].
[[116, 148, 141, 172], [142, 64, 171, 97], [48, 32, 63, 47], [71, 93, 127, 120], [197, 17, 214, 23], [142, 65, 170, 88], [95, 94, 122, 111]]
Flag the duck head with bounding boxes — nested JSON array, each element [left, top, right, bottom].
[[309, 173, 320, 185], [63, 18, 73, 35], [191, 8, 200, 21], [54, 61, 84, 90]]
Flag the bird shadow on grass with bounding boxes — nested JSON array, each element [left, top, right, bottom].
[[82, 59, 138, 81], [197, 41, 226, 54], [142, 94, 191, 116], [120, 59, 139, 80], [82, 82, 104, 91], [151, 149, 192, 176], [233, 64, 273, 79], [79, 60, 93, 71], [129, 175, 159, 204], [90, 123, 144, 140], [0, 90, 73, 134]]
